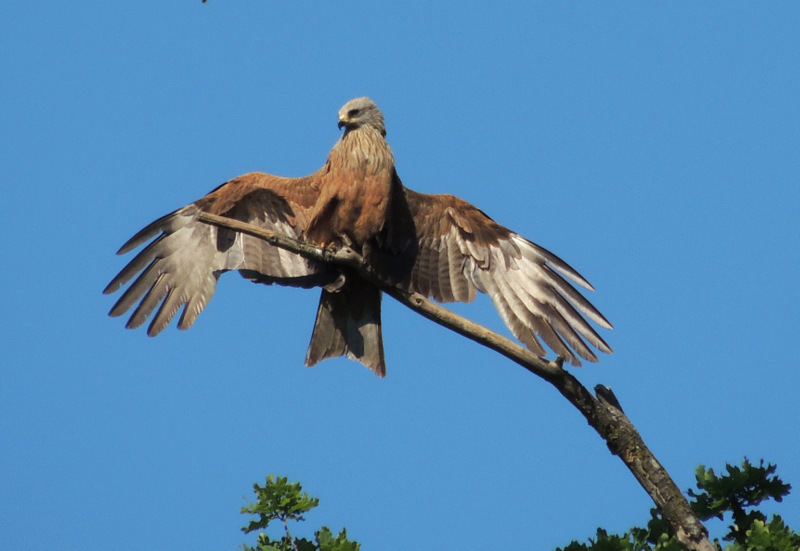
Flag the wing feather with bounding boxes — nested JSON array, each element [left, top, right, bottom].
[[129, 274, 171, 330], [105, 172, 334, 335], [109, 259, 162, 322], [399, 187, 612, 365]]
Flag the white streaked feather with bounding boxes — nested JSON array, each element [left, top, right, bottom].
[[407, 222, 611, 364], [107, 204, 325, 335]]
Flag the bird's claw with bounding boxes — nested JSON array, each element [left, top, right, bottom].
[[338, 233, 355, 249]]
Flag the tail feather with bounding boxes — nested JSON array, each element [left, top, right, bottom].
[[305, 279, 386, 377]]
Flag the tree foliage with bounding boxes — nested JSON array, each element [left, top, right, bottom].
[[557, 459, 799, 551], [241, 475, 360, 551], [241, 460, 796, 551]]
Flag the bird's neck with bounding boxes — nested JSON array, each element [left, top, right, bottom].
[[334, 126, 394, 175]]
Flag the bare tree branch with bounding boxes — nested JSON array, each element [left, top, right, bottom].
[[197, 211, 715, 551]]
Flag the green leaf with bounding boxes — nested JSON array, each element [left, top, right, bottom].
[[317, 526, 361, 551], [241, 474, 321, 534], [744, 515, 800, 551], [688, 459, 792, 544]]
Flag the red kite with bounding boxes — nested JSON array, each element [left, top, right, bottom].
[[105, 97, 612, 376]]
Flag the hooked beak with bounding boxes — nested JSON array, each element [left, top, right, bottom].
[[338, 119, 346, 130]]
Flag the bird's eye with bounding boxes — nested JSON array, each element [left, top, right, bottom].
[[347, 109, 360, 118]]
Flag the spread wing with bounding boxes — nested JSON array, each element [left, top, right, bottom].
[[104, 172, 335, 336], [398, 188, 612, 366]]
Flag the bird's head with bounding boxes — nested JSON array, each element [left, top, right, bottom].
[[338, 97, 386, 136]]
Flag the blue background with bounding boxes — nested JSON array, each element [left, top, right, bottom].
[[2, 3, 798, 549]]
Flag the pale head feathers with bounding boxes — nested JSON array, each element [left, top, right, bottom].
[[338, 97, 386, 136]]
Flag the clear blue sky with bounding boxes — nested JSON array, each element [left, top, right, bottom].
[[2, 3, 798, 549]]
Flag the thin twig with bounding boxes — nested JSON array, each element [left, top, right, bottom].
[[281, 516, 298, 551]]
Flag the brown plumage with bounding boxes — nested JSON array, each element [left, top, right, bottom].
[[105, 97, 612, 376]]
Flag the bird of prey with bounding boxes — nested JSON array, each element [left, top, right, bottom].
[[105, 97, 612, 377]]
